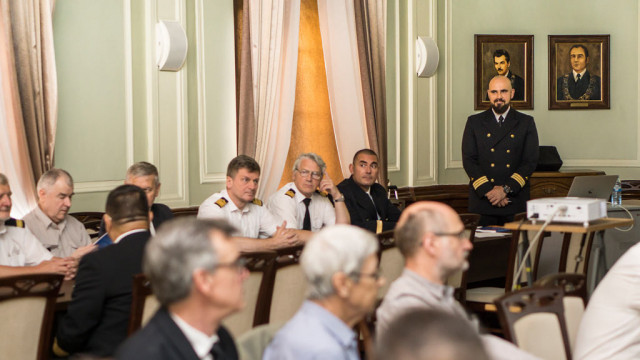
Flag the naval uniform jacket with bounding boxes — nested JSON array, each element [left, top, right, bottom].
[[462, 108, 539, 216], [337, 176, 401, 233]]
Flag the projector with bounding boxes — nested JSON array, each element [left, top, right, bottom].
[[527, 197, 607, 226]]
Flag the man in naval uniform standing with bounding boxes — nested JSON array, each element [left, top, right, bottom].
[[462, 75, 539, 226]]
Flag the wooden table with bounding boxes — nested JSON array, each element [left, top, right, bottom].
[[504, 217, 633, 293]]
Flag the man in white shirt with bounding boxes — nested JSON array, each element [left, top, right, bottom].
[[268, 153, 350, 232], [198, 155, 303, 251], [0, 172, 75, 278], [117, 218, 243, 360], [24, 169, 95, 258]]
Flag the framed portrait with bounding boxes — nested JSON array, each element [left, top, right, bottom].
[[549, 35, 610, 110], [474, 35, 533, 110]]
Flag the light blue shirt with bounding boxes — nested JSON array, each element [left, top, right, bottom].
[[263, 300, 359, 360]]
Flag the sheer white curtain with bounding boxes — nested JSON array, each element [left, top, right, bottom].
[[0, 3, 37, 217], [250, 0, 301, 200], [316, 0, 368, 178]]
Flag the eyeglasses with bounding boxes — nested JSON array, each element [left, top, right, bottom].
[[433, 228, 471, 240], [352, 270, 383, 281], [213, 257, 248, 273], [296, 169, 322, 180]]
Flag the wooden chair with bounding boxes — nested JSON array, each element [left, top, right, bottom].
[[621, 179, 640, 200], [376, 230, 403, 299], [69, 211, 104, 239], [263, 246, 307, 325], [446, 213, 481, 304], [0, 274, 63, 360], [223, 251, 277, 338], [127, 274, 160, 335], [494, 286, 572, 360], [171, 206, 199, 218], [534, 273, 587, 351]]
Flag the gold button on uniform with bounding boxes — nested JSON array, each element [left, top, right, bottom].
[[491, 148, 495, 152], [511, 134, 515, 138], [491, 163, 495, 167], [491, 178, 495, 182], [506, 164, 511, 168], [506, 149, 510, 153], [487, 133, 491, 137]]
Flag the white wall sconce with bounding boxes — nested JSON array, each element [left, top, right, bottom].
[[156, 20, 188, 71], [415, 36, 439, 78]]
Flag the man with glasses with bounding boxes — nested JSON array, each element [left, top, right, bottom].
[[264, 225, 383, 359], [55, 185, 152, 358], [117, 218, 243, 360], [338, 149, 401, 233], [267, 153, 350, 233], [376, 201, 538, 360]]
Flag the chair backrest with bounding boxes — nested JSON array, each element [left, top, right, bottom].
[[69, 211, 104, 239], [534, 273, 587, 351], [495, 287, 572, 360], [236, 322, 284, 360], [265, 246, 307, 324], [376, 230, 404, 299], [127, 274, 160, 335], [0, 274, 63, 360], [223, 251, 277, 338], [170, 206, 199, 218], [446, 213, 480, 303]]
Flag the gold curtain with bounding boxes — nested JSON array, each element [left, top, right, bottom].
[[279, 0, 342, 188]]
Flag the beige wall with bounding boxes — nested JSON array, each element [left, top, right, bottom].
[[388, 0, 640, 187], [53, 0, 639, 211]]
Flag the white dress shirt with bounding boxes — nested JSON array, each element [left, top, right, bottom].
[[267, 182, 335, 231]]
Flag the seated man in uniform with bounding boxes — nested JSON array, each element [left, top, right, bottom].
[[55, 185, 152, 357], [264, 225, 383, 359], [97, 161, 174, 247], [0, 172, 76, 278], [337, 149, 401, 233], [267, 153, 350, 233], [198, 155, 303, 251], [24, 169, 96, 258], [116, 218, 242, 360]]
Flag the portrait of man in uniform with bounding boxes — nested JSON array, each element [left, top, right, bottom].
[[475, 35, 533, 110], [549, 35, 610, 110]]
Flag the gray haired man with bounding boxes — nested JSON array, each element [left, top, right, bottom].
[[24, 168, 95, 258], [267, 153, 350, 233], [264, 225, 383, 360], [116, 218, 243, 360]]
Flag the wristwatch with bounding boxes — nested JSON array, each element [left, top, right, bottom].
[[334, 194, 346, 202], [503, 185, 512, 195]]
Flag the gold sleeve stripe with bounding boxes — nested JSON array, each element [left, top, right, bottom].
[[472, 176, 489, 189], [511, 173, 526, 187]]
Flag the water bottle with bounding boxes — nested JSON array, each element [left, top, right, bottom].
[[611, 178, 622, 205]]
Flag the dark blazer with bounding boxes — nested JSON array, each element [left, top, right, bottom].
[[556, 70, 601, 101], [56, 230, 151, 357], [98, 203, 174, 237], [337, 176, 401, 232], [509, 71, 525, 101], [462, 108, 539, 216], [116, 307, 238, 360]]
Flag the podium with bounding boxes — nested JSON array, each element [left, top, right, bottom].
[[503, 217, 633, 294]]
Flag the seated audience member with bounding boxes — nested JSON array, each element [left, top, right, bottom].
[[574, 241, 640, 359], [98, 161, 174, 247], [263, 225, 382, 360], [376, 201, 539, 360], [24, 168, 95, 258], [0, 172, 75, 278], [267, 153, 349, 233], [198, 155, 302, 251], [337, 149, 401, 233], [377, 309, 489, 360], [116, 218, 242, 360], [54, 185, 151, 357]]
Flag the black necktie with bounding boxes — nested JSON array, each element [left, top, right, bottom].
[[210, 341, 223, 359], [576, 73, 581, 82], [302, 198, 312, 231], [498, 115, 504, 127]]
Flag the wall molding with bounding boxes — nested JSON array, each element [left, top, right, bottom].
[[195, 0, 227, 185], [74, 0, 134, 194], [388, 0, 401, 173]]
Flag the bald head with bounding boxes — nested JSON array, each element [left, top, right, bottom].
[[487, 75, 514, 114], [395, 201, 462, 258]]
